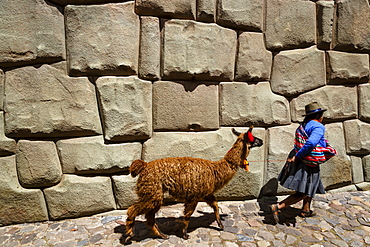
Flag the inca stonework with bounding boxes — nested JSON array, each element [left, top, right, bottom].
[[0, 0, 369, 226]]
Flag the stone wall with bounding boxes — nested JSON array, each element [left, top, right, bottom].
[[0, 0, 369, 226]]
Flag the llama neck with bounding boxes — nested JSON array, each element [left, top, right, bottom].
[[223, 141, 247, 169]]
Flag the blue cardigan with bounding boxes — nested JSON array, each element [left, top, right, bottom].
[[295, 120, 327, 159]]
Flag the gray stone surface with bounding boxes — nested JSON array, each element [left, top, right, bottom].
[[220, 82, 291, 127], [356, 182, 370, 190], [235, 32, 272, 82], [139, 17, 160, 80], [216, 0, 264, 31], [96, 76, 152, 142], [290, 85, 358, 123], [321, 156, 352, 190], [316, 1, 334, 50], [327, 185, 358, 193], [49, 0, 125, 5], [364, 155, 370, 181], [16, 140, 62, 188], [333, 0, 370, 52], [57, 136, 142, 174], [4, 62, 102, 138], [153, 81, 219, 131], [162, 20, 237, 81], [135, 0, 195, 19], [0, 69, 4, 111], [327, 51, 369, 84], [270, 46, 326, 97], [0, 156, 48, 226], [265, 0, 316, 50], [44, 175, 116, 220], [65, 2, 139, 76], [0, 112, 16, 156], [112, 175, 138, 209], [359, 84, 370, 122], [344, 119, 370, 155], [196, 0, 215, 22], [0, 0, 65, 67], [350, 156, 364, 184]]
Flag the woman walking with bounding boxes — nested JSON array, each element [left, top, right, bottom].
[[270, 102, 337, 222]]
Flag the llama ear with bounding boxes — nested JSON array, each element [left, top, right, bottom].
[[248, 126, 254, 133]]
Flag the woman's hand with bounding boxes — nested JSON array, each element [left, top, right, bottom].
[[287, 156, 296, 163]]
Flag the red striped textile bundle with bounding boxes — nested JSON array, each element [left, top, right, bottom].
[[294, 125, 337, 167]]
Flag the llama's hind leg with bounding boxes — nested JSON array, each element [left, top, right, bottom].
[[204, 194, 224, 230], [145, 206, 168, 239], [182, 200, 198, 239], [124, 204, 139, 243]]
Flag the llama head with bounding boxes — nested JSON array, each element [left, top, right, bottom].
[[232, 126, 263, 149]]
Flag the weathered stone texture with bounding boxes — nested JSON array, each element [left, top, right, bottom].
[[153, 81, 219, 131], [235, 32, 273, 82], [359, 84, 370, 123], [162, 20, 237, 81], [0, 156, 48, 226], [135, 0, 195, 19], [321, 156, 352, 190], [351, 156, 364, 184], [112, 175, 138, 209], [317, 1, 334, 50], [139, 17, 160, 80], [196, 0, 216, 22], [220, 82, 291, 127], [44, 175, 116, 220], [65, 2, 139, 76], [0, 112, 16, 156], [333, 0, 370, 52], [364, 155, 370, 181], [4, 62, 102, 138], [216, 0, 264, 31], [265, 0, 316, 51], [49, 0, 125, 5], [270, 46, 326, 97], [16, 140, 62, 188], [344, 119, 370, 155], [96, 76, 152, 141], [327, 51, 369, 84], [290, 86, 358, 122], [0, 69, 4, 111], [0, 0, 65, 67], [264, 124, 298, 195], [57, 136, 142, 174]]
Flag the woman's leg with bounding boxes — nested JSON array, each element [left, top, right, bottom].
[[277, 192, 307, 210]]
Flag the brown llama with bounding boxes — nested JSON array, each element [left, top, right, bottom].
[[124, 127, 263, 243]]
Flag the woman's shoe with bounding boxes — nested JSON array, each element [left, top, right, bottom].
[[270, 204, 280, 222], [299, 210, 316, 218]]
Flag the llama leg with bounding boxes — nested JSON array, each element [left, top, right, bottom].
[[145, 206, 168, 239], [125, 204, 140, 243], [204, 194, 224, 230], [182, 200, 198, 239]]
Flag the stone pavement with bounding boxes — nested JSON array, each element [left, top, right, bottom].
[[1, 191, 370, 247]]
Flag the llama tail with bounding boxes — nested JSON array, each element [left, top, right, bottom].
[[130, 159, 147, 177]]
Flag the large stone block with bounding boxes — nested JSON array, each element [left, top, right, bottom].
[[0, 70, 4, 111], [216, 0, 264, 31], [351, 156, 364, 184], [235, 32, 273, 82], [0, 156, 48, 226], [359, 84, 370, 123], [4, 62, 102, 138], [139, 17, 160, 80], [49, 0, 125, 5], [143, 127, 266, 199], [96, 76, 152, 141], [16, 140, 62, 188], [196, 0, 216, 22], [325, 122, 348, 158], [162, 20, 237, 81], [264, 124, 298, 196], [0, 0, 65, 67], [65, 2, 139, 76], [265, 0, 316, 51], [344, 119, 370, 155], [316, 1, 334, 50], [333, 0, 370, 52], [321, 155, 352, 190], [220, 82, 291, 127], [44, 175, 116, 220], [327, 51, 369, 84], [0, 112, 16, 156], [57, 136, 142, 174], [290, 85, 358, 122], [153, 81, 219, 131], [364, 155, 370, 181], [112, 175, 138, 209], [135, 0, 195, 19], [270, 46, 326, 97]]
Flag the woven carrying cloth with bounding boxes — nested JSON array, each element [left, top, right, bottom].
[[294, 125, 337, 167]]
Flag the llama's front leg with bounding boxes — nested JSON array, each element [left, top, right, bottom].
[[204, 194, 224, 230], [145, 207, 168, 239], [183, 200, 198, 239]]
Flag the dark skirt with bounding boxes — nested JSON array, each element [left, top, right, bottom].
[[278, 151, 325, 198]]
